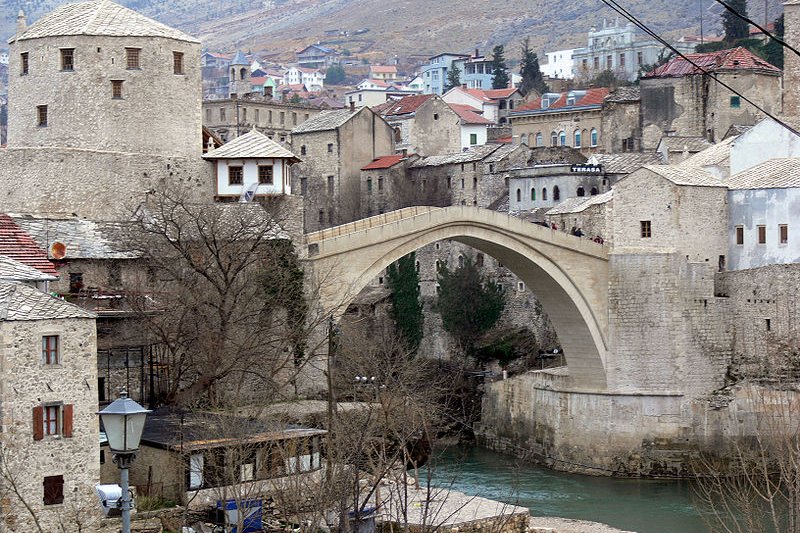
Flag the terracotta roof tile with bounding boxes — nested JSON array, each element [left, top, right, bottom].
[[361, 154, 408, 170], [379, 94, 433, 116], [0, 215, 58, 276], [448, 103, 493, 124], [515, 88, 610, 113], [643, 47, 780, 78]]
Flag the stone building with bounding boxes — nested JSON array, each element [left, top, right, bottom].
[[291, 106, 394, 231], [0, 281, 100, 532], [0, 0, 211, 220], [375, 94, 462, 156], [203, 97, 323, 143], [640, 47, 782, 149], [360, 153, 420, 216], [509, 88, 609, 154], [600, 86, 641, 153], [545, 190, 613, 241], [784, 0, 800, 115]]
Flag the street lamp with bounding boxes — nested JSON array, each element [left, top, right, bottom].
[[98, 390, 151, 533]]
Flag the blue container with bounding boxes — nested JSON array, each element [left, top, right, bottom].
[[217, 498, 263, 533]]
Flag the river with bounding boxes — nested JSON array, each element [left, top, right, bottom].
[[432, 445, 708, 533]]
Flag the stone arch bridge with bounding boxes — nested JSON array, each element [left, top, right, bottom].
[[303, 206, 609, 390]]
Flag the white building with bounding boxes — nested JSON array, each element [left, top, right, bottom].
[[448, 104, 492, 149], [542, 49, 576, 80], [284, 67, 324, 92], [0, 48, 8, 65], [203, 129, 301, 199]]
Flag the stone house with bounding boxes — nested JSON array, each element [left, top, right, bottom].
[[448, 104, 493, 149], [727, 158, 800, 271], [0, 280, 100, 532], [442, 87, 522, 125], [640, 47, 782, 149], [375, 94, 462, 155], [508, 88, 609, 154], [785, 0, 800, 115], [203, 129, 301, 200], [655, 135, 713, 164], [291, 106, 394, 231], [360, 153, 420, 216], [202, 97, 323, 143], [600, 86, 641, 153], [545, 190, 613, 241]]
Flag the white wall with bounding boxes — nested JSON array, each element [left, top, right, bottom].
[[730, 118, 800, 175], [216, 158, 290, 196], [346, 90, 389, 108], [442, 89, 499, 123], [460, 124, 487, 150], [543, 49, 576, 79]]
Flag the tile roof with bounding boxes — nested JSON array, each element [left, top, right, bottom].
[[483, 144, 523, 163], [10, 214, 139, 260], [250, 76, 268, 86], [727, 158, 800, 189], [370, 65, 398, 73], [0, 215, 58, 275], [378, 94, 433, 116], [410, 145, 500, 168], [461, 88, 493, 103], [604, 86, 640, 103], [361, 154, 408, 170], [291, 108, 359, 134], [448, 103, 494, 125], [546, 190, 613, 215], [677, 136, 737, 168], [640, 165, 727, 187], [658, 135, 713, 153], [588, 152, 664, 174], [0, 256, 58, 282], [203, 129, 300, 161], [482, 88, 518, 99], [644, 47, 781, 78], [9, 0, 200, 44], [514, 88, 611, 114], [0, 281, 95, 321]]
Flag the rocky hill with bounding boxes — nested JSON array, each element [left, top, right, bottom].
[[1, 0, 786, 64]]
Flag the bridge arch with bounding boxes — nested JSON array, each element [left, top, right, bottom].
[[305, 206, 609, 390]]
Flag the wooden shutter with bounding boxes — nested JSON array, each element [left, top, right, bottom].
[[62, 404, 74, 438], [33, 406, 44, 441]]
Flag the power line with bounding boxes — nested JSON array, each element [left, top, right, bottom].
[[598, 0, 800, 139], [712, 0, 800, 60]]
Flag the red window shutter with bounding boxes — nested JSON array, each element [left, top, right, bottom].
[[33, 406, 44, 441], [62, 404, 74, 438]]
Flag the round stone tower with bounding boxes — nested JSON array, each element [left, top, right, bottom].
[[229, 50, 251, 97], [7, 0, 202, 157]]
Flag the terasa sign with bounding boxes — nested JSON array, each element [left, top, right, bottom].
[[570, 164, 603, 174]]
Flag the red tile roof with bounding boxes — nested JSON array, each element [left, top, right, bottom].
[[462, 88, 494, 102], [448, 103, 494, 124], [482, 88, 518, 99], [0, 214, 58, 276], [516, 87, 610, 112], [250, 76, 267, 85], [371, 65, 398, 74], [493, 136, 513, 144], [361, 154, 408, 170], [379, 94, 434, 116], [644, 47, 781, 78]]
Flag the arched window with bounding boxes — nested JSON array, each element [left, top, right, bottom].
[[394, 127, 402, 142], [231, 67, 236, 79], [559, 131, 566, 146], [415, 261, 420, 272], [458, 255, 464, 268], [551, 131, 558, 146], [542, 188, 548, 201], [535, 132, 543, 146], [590, 187, 598, 195], [520, 133, 529, 146], [516, 188, 522, 202], [590, 128, 598, 147], [577, 186, 585, 197], [240, 67, 247, 80], [574, 129, 582, 148], [530, 188, 536, 201], [553, 186, 561, 201]]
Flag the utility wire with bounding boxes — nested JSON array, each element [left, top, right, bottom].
[[711, 0, 800, 60], [598, 0, 800, 139]]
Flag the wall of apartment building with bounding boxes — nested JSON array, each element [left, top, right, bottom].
[[511, 110, 603, 155], [202, 99, 322, 142]]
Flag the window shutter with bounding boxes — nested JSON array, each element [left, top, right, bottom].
[[33, 406, 44, 441], [62, 404, 74, 438]]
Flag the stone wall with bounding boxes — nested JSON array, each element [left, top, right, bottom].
[[510, 110, 603, 156], [0, 147, 213, 220], [9, 35, 202, 158], [785, 1, 800, 115], [202, 98, 322, 143], [0, 317, 101, 531], [545, 199, 612, 243], [403, 98, 462, 156], [601, 100, 640, 153]]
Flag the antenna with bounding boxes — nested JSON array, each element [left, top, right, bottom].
[[239, 182, 259, 203]]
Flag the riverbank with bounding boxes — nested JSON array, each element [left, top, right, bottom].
[[530, 516, 635, 533]]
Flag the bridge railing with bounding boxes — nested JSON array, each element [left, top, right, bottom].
[[305, 206, 441, 244]]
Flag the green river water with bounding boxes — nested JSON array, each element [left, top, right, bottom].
[[433, 445, 709, 533]]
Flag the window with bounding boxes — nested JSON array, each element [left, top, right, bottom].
[[241, 108, 247, 122], [228, 166, 243, 185], [367, 178, 372, 193], [300, 145, 307, 156], [593, 57, 600, 70], [44, 405, 60, 436], [590, 128, 598, 147], [551, 131, 558, 146], [590, 187, 598, 195], [173, 51, 184, 74], [69, 272, 83, 293], [606, 55, 613, 69], [542, 188, 548, 201], [470, 133, 478, 145], [268, 110, 273, 123], [530, 188, 536, 201], [300, 178, 308, 195], [125, 47, 141, 69], [460, 179, 465, 189], [20, 52, 29, 75], [327, 143, 334, 153], [757, 225, 766, 244], [280, 112, 285, 124], [111, 80, 123, 99], [535, 132, 543, 147], [327, 175, 334, 194], [473, 177, 478, 188], [518, 282, 525, 291], [516, 188, 521, 202], [220, 108, 226, 121], [42, 335, 60, 365], [205, 108, 211, 122], [735, 225, 744, 245], [33, 403, 72, 440], [780, 224, 788, 244], [574, 129, 581, 148], [292, 112, 297, 126], [730, 96, 741, 108], [378, 177, 384, 191], [553, 186, 560, 201], [43, 475, 64, 506], [37, 105, 48, 127], [559, 131, 566, 146], [60, 48, 74, 71], [476, 253, 484, 267], [258, 165, 273, 185], [637, 51, 643, 65], [641, 220, 652, 238], [318, 210, 324, 224], [577, 186, 585, 197], [434, 113, 439, 120], [188, 453, 204, 490]]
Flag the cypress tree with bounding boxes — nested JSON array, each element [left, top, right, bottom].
[[386, 252, 423, 352], [490, 45, 510, 89], [723, 0, 750, 42], [519, 38, 549, 96]]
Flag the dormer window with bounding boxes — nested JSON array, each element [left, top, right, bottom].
[[541, 98, 550, 109], [566, 96, 576, 106]]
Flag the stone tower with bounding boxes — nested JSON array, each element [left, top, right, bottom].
[[229, 50, 251, 97], [7, 0, 202, 158], [785, 0, 800, 114]]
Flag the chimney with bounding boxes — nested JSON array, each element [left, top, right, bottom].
[[475, 48, 480, 59], [16, 9, 26, 33], [401, 149, 408, 156]]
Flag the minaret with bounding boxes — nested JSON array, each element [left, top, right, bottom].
[[229, 50, 251, 98], [16, 9, 26, 33]]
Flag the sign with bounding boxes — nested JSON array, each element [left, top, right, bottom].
[[570, 164, 603, 174]]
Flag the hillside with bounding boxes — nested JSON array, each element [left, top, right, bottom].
[[1, 0, 786, 64]]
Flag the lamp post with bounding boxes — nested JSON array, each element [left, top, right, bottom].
[[97, 390, 151, 533]]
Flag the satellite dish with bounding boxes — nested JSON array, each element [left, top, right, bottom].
[[49, 241, 67, 260]]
